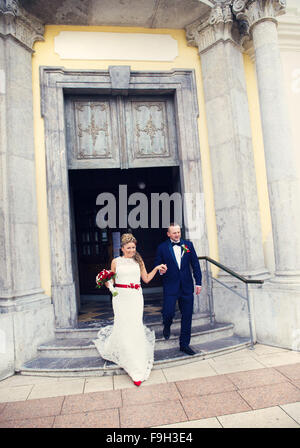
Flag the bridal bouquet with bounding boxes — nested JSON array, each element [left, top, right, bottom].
[[96, 269, 118, 297]]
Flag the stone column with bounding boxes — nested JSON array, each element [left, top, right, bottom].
[[186, 3, 268, 278], [233, 0, 300, 283], [0, 1, 54, 378]]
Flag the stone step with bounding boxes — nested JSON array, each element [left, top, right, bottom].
[[55, 312, 213, 340], [155, 322, 234, 349], [39, 322, 233, 358], [154, 335, 252, 368], [19, 335, 252, 377]]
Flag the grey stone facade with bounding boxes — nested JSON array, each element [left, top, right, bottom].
[[0, 1, 55, 380]]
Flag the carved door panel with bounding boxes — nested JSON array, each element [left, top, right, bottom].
[[65, 96, 120, 169], [125, 97, 179, 168], [65, 95, 179, 169]]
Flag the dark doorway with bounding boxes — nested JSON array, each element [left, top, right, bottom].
[[69, 166, 181, 323]]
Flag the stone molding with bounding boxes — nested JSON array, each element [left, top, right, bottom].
[[277, 8, 300, 51], [231, 0, 287, 62], [186, 1, 288, 59], [232, 0, 286, 34], [186, 2, 239, 54], [0, 0, 44, 51]]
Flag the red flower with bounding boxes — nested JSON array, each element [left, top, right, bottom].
[[181, 244, 190, 254], [96, 269, 116, 288]]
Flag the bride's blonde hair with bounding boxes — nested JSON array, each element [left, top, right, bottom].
[[121, 233, 144, 270]]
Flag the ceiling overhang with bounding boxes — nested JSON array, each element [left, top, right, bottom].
[[19, 0, 213, 29]]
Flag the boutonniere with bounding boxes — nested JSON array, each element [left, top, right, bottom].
[[181, 244, 190, 257]]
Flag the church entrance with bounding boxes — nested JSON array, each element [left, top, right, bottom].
[[69, 166, 182, 324]]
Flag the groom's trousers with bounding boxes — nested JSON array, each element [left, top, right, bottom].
[[162, 293, 194, 348]]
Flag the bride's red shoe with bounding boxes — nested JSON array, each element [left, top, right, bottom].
[[133, 381, 142, 387]]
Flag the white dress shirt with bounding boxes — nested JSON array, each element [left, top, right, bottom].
[[172, 241, 182, 269]]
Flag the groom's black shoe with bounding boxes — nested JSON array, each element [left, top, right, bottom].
[[180, 345, 196, 356], [163, 326, 170, 340]]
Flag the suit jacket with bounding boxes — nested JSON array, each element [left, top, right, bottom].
[[154, 239, 202, 297]]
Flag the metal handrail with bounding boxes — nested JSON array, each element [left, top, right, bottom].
[[198, 256, 264, 284], [198, 256, 264, 349]]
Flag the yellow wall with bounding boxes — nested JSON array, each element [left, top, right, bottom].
[[32, 25, 270, 295]]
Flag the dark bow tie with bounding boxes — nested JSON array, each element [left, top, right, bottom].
[[171, 241, 181, 247]]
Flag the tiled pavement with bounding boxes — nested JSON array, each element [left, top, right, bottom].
[[0, 344, 300, 428]]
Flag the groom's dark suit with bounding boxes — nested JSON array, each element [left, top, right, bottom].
[[154, 239, 202, 348]]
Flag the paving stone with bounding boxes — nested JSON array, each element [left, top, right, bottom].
[[154, 417, 222, 428], [53, 408, 119, 428], [275, 363, 300, 381], [280, 402, 300, 425], [250, 345, 290, 356], [28, 379, 85, 399], [176, 374, 236, 398], [0, 396, 64, 422], [181, 391, 251, 420], [121, 383, 180, 406], [0, 375, 61, 388], [120, 400, 187, 428], [162, 360, 217, 382], [238, 382, 300, 409], [84, 376, 114, 393], [0, 385, 33, 403], [226, 367, 289, 389], [208, 356, 265, 375], [256, 352, 300, 368], [0, 416, 55, 428], [61, 389, 121, 414], [218, 406, 300, 428], [293, 380, 300, 390]]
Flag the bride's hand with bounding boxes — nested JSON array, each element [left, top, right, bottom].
[[157, 264, 167, 274]]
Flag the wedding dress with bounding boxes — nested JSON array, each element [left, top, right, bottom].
[[93, 256, 155, 382]]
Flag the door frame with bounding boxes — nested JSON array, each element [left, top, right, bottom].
[[40, 66, 208, 328]]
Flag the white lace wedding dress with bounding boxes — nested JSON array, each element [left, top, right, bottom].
[[93, 256, 155, 382]]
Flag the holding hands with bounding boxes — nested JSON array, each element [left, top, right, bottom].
[[158, 264, 167, 275]]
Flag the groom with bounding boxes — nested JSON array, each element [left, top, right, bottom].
[[155, 223, 202, 355]]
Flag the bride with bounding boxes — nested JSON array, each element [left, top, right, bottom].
[[93, 233, 167, 386]]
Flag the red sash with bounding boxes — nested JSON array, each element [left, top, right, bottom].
[[115, 283, 141, 290]]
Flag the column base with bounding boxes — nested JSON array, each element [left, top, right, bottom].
[[0, 292, 55, 376], [0, 289, 50, 308], [269, 271, 300, 285], [252, 282, 300, 351]]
